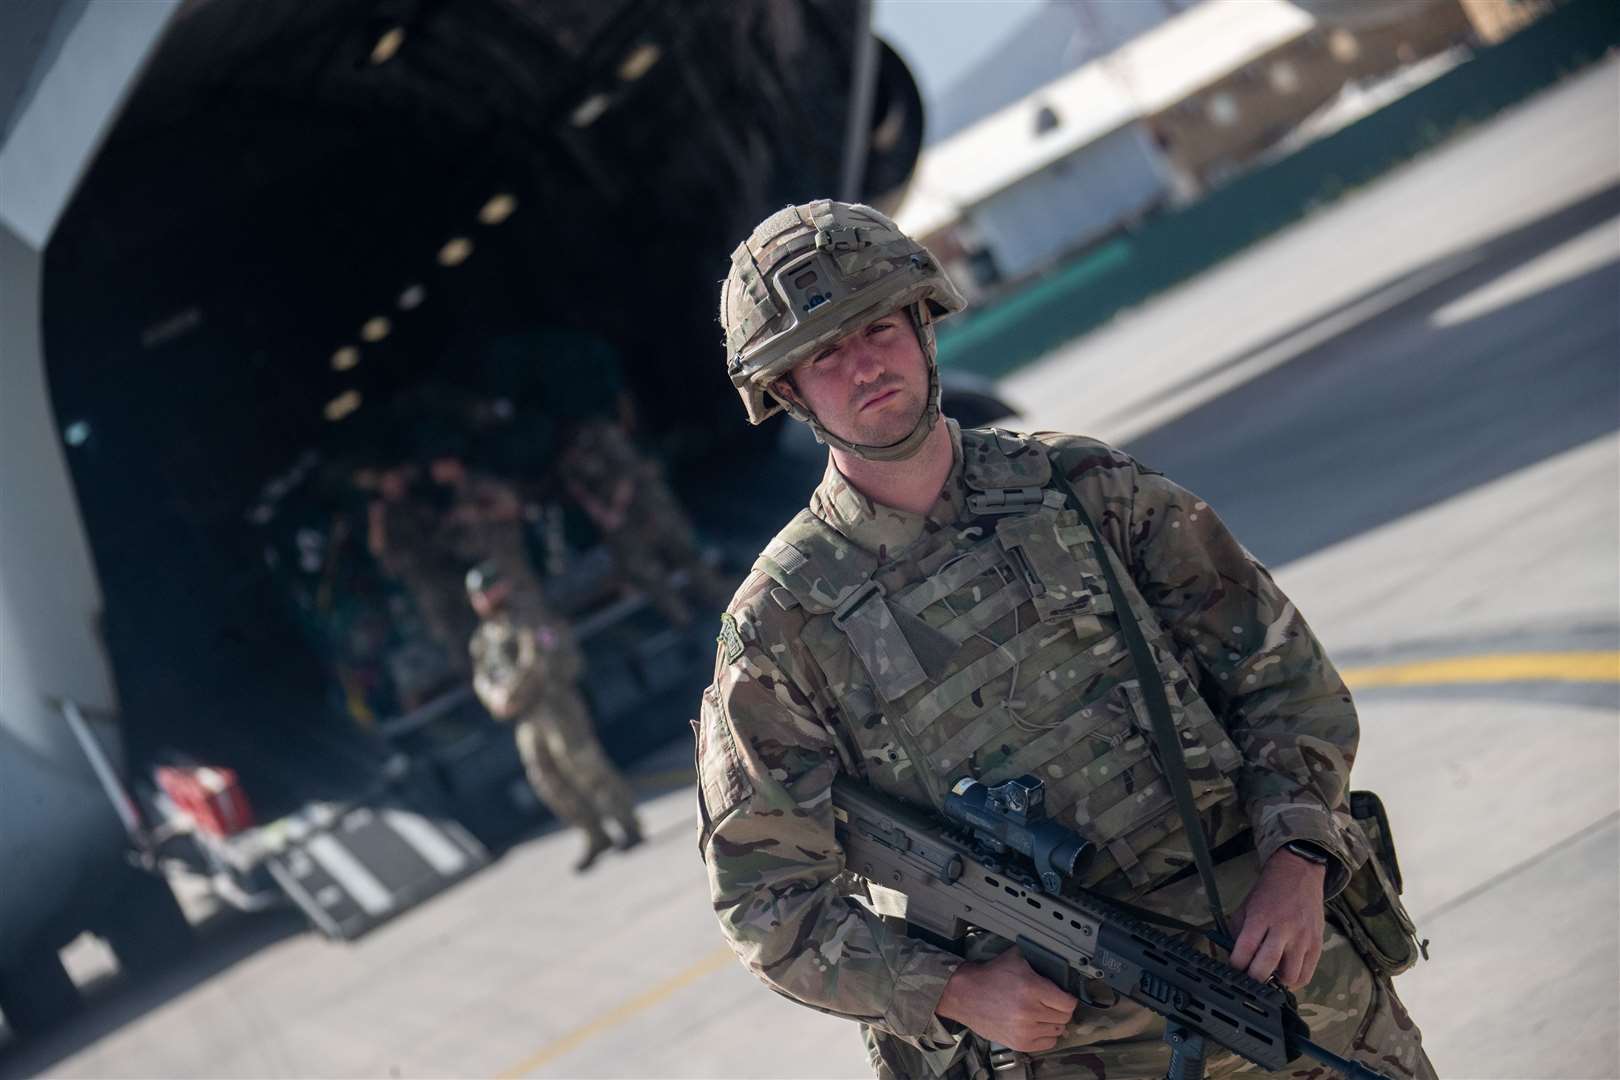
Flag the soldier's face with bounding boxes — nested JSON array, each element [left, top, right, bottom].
[[378, 468, 409, 501], [783, 310, 927, 448], [430, 457, 466, 486], [469, 581, 508, 618]]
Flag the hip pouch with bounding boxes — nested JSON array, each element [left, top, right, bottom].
[[1328, 790, 1428, 977]]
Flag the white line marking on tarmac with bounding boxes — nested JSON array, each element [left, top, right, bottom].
[[1107, 251, 1482, 443], [1430, 216, 1620, 328]]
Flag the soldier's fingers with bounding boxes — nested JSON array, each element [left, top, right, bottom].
[[1278, 939, 1308, 988], [1299, 935, 1324, 987], [1245, 931, 1286, 984], [1031, 978, 1080, 1014], [1228, 919, 1266, 970]]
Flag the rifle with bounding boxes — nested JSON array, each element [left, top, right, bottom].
[[832, 773, 1393, 1080]]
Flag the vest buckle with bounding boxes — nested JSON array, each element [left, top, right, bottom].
[[988, 1049, 1033, 1079], [966, 487, 1048, 515]]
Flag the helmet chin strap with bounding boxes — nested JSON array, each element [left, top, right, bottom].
[[785, 304, 942, 463]]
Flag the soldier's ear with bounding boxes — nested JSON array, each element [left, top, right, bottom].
[[771, 375, 802, 409]]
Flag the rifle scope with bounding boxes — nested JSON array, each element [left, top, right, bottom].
[[943, 775, 1093, 894]]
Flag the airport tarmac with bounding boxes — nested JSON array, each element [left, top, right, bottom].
[[3, 57, 1616, 1080]]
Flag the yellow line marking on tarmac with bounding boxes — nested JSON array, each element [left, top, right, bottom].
[[1341, 651, 1620, 689], [496, 946, 735, 1078]]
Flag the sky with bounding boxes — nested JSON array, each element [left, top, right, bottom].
[[872, 0, 1048, 104]]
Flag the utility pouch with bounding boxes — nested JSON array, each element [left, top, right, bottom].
[[1328, 790, 1428, 977], [994, 508, 1114, 623]]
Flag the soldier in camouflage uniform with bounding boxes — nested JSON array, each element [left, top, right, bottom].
[[466, 562, 643, 872], [434, 455, 545, 605], [368, 463, 477, 682], [559, 418, 732, 626], [697, 201, 1435, 1079]]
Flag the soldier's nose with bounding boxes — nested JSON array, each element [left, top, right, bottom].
[[847, 343, 884, 383]]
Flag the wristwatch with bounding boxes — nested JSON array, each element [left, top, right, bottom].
[[1282, 840, 1334, 867]]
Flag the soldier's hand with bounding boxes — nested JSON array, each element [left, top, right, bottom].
[[935, 946, 1077, 1052], [1228, 849, 1327, 988]]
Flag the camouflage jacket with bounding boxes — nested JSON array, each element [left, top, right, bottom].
[[559, 419, 668, 535], [470, 607, 581, 720], [374, 493, 458, 584], [696, 424, 1371, 1054], [444, 471, 536, 584]]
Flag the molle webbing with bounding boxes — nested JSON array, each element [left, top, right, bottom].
[[898, 619, 1053, 736], [932, 572, 1025, 644], [1046, 455, 1234, 939], [892, 543, 1001, 615]]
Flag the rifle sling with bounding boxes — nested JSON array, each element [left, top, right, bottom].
[[1050, 465, 1234, 942]]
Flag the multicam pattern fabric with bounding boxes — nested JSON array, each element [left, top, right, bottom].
[[445, 472, 541, 599], [376, 496, 477, 677], [697, 424, 1417, 1073], [469, 608, 581, 720], [561, 419, 731, 626], [510, 689, 637, 843], [471, 609, 635, 840]]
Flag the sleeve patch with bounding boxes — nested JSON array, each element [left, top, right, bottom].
[[718, 612, 746, 664]]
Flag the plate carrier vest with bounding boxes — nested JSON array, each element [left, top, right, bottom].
[[753, 428, 1246, 892]]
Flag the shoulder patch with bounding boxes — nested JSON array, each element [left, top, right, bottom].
[[717, 612, 746, 664]]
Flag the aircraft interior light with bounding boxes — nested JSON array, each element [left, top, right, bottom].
[[617, 44, 662, 82], [370, 27, 406, 65], [397, 283, 426, 309], [331, 346, 360, 371], [360, 316, 392, 342], [478, 194, 517, 225], [1328, 29, 1360, 63], [570, 93, 611, 128], [438, 237, 474, 266], [324, 390, 363, 422]]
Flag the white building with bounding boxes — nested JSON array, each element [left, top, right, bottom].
[[895, 0, 1319, 290]]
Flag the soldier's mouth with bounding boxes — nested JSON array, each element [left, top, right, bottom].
[[858, 388, 901, 412]]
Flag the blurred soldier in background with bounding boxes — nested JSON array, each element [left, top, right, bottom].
[[477, 327, 731, 624], [466, 562, 642, 872], [559, 417, 731, 626], [433, 453, 545, 603], [367, 461, 477, 686], [363, 393, 550, 698]]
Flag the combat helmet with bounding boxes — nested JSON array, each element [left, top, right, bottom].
[[464, 560, 505, 600], [720, 199, 966, 461]]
